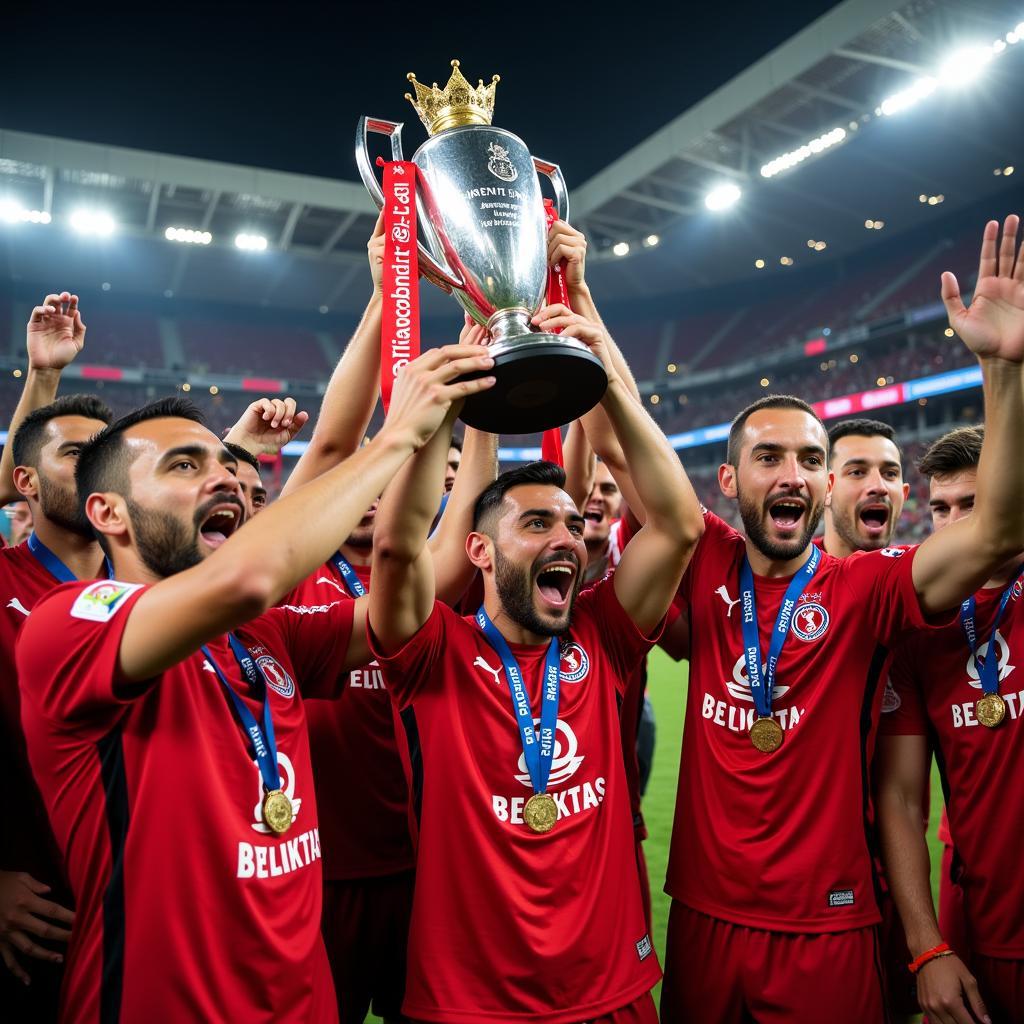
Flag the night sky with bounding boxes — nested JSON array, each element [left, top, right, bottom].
[[1, 3, 842, 189]]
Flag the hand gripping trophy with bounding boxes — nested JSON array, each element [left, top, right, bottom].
[[356, 60, 607, 433]]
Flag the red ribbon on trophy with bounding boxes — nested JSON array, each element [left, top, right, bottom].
[[379, 159, 421, 413], [540, 198, 566, 466]]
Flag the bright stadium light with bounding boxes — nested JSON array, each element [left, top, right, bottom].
[[70, 208, 116, 236], [612, 241, 630, 257], [165, 226, 212, 245], [760, 127, 846, 178], [879, 77, 936, 116], [235, 232, 268, 252], [939, 45, 993, 87], [0, 200, 51, 225], [704, 183, 741, 211], [644, 234, 660, 247]]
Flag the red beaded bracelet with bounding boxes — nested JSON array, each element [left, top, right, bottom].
[[908, 942, 953, 974]]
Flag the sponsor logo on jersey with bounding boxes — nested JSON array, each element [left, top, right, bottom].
[[964, 629, 1014, 688], [881, 678, 901, 713], [636, 935, 653, 960], [350, 663, 385, 690], [473, 654, 503, 685], [703, 655, 805, 737], [279, 601, 340, 616], [6, 597, 30, 617], [514, 719, 585, 787], [828, 888, 855, 907], [791, 602, 829, 642], [724, 654, 790, 704], [236, 827, 322, 880], [257, 655, 295, 698], [880, 547, 907, 558], [70, 580, 143, 622], [715, 585, 740, 617], [315, 575, 347, 595], [250, 751, 303, 834], [559, 641, 590, 682]]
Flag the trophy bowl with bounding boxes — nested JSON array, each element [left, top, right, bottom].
[[356, 62, 607, 434]]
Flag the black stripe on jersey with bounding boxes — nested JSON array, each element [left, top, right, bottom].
[[858, 643, 890, 912], [399, 706, 424, 825], [870, 924, 894, 1024], [97, 725, 129, 1024], [926, 720, 964, 886]]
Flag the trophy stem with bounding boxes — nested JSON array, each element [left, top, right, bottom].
[[486, 308, 535, 347]]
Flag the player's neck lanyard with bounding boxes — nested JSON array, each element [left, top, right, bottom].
[[330, 552, 366, 598], [476, 606, 560, 797], [201, 635, 281, 797], [27, 531, 113, 583], [739, 545, 821, 720], [959, 564, 1024, 696]]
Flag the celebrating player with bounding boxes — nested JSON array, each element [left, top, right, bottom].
[[366, 307, 703, 1022], [878, 424, 1024, 1024], [15, 345, 495, 1022], [659, 214, 1024, 1023]]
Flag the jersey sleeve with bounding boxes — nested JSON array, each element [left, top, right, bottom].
[[676, 509, 737, 611], [839, 545, 938, 647], [367, 601, 450, 710], [260, 597, 356, 699], [15, 580, 148, 730], [575, 575, 659, 696], [878, 641, 929, 736]]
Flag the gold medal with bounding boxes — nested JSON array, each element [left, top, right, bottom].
[[262, 789, 294, 834], [749, 716, 783, 753], [976, 692, 1007, 729], [524, 793, 558, 834]]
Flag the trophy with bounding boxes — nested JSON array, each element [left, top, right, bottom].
[[356, 60, 608, 434]]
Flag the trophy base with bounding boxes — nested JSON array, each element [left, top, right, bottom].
[[458, 334, 608, 434]]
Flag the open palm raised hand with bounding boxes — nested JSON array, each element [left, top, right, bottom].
[[943, 214, 1024, 363], [26, 292, 86, 370]]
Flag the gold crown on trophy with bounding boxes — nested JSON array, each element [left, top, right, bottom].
[[405, 59, 500, 136]]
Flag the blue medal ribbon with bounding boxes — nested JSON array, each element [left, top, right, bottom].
[[959, 564, 1024, 697], [27, 531, 113, 583], [476, 607, 560, 796], [330, 552, 366, 597], [202, 634, 282, 796], [739, 545, 821, 720]]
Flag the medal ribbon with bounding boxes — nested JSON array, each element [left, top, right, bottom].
[[739, 545, 821, 719], [330, 551, 367, 598], [959, 564, 1024, 697], [476, 607, 560, 796], [540, 198, 567, 468], [379, 160, 420, 413], [202, 635, 282, 797], [27, 531, 113, 582]]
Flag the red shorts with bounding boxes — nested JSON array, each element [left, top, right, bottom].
[[410, 990, 657, 1024], [321, 870, 414, 1023], [969, 952, 1024, 1024], [660, 900, 885, 1024]]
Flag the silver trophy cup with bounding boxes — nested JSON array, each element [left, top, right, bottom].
[[356, 116, 607, 434]]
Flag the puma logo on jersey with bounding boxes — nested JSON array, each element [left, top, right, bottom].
[[7, 598, 30, 617], [715, 586, 740, 617], [473, 655, 502, 685], [315, 576, 346, 595]]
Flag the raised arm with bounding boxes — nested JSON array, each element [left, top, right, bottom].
[[281, 216, 386, 496], [561, 419, 595, 512], [911, 215, 1024, 613], [0, 292, 86, 502], [222, 396, 309, 456], [535, 304, 703, 633], [115, 346, 495, 681], [876, 734, 987, 1024]]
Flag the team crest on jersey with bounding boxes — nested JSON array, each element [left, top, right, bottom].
[[1012, 578, 1023, 603], [880, 547, 907, 559], [560, 641, 590, 682], [881, 679, 902, 714], [514, 719, 585, 787], [250, 751, 302, 833], [257, 655, 295, 698], [70, 580, 143, 622], [791, 603, 829, 642]]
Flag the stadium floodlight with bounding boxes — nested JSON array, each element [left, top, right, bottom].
[[879, 77, 936, 116], [644, 234, 660, 247], [165, 226, 212, 245], [939, 46, 993, 88], [760, 127, 846, 178], [612, 241, 630, 256], [704, 183, 741, 212], [0, 200, 51, 225], [235, 232, 268, 252], [70, 208, 116, 236]]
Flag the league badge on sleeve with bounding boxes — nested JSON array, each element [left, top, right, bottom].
[[70, 580, 144, 622]]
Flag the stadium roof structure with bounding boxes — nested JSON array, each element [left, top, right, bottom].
[[1, 0, 1021, 318]]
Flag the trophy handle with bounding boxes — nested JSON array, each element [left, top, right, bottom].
[[355, 116, 462, 292], [533, 156, 570, 224]]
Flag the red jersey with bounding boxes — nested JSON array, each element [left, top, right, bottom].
[[17, 578, 356, 1023], [0, 542, 74, 895], [369, 577, 662, 1023], [881, 577, 1024, 956], [288, 560, 414, 880], [668, 510, 931, 933]]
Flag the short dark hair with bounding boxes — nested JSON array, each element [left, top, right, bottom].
[[223, 442, 261, 475], [11, 394, 112, 469], [473, 461, 566, 532], [917, 426, 984, 479], [449, 434, 463, 454], [75, 397, 207, 519], [726, 394, 826, 466], [827, 418, 901, 466]]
